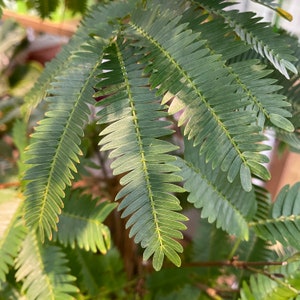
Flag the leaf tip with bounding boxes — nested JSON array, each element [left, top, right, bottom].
[[276, 7, 293, 22]]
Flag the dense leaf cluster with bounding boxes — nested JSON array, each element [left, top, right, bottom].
[[1, 0, 300, 299]]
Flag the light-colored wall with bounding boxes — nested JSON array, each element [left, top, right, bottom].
[[278, 0, 300, 37], [231, 0, 300, 37]]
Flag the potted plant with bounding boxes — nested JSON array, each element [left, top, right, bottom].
[[1, 0, 300, 298]]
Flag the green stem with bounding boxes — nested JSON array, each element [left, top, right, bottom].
[[228, 238, 242, 260], [273, 0, 284, 28]]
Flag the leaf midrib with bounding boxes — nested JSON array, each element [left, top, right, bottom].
[[114, 41, 164, 248], [38, 58, 102, 241], [129, 20, 248, 167]]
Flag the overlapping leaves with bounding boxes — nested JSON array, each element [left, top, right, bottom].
[[240, 257, 300, 300], [176, 138, 256, 240], [18, 0, 300, 282], [22, 1, 134, 118], [198, 0, 298, 79], [23, 2, 133, 242], [182, 8, 294, 131], [127, 4, 272, 192], [185, 13, 294, 132]]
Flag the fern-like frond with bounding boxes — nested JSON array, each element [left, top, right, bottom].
[[96, 41, 187, 271], [240, 257, 300, 300], [181, 9, 249, 62], [230, 61, 293, 131], [22, 1, 134, 119], [0, 190, 26, 282], [23, 2, 136, 242], [197, 0, 297, 79], [240, 274, 295, 300], [176, 138, 256, 240], [182, 9, 294, 132], [52, 190, 116, 254], [250, 183, 300, 250], [127, 5, 270, 191], [24, 58, 98, 242], [15, 231, 78, 299]]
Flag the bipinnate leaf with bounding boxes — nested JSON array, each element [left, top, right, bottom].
[[184, 9, 294, 133]]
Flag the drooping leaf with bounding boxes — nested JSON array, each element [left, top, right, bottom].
[[96, 41, 187, 270]]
